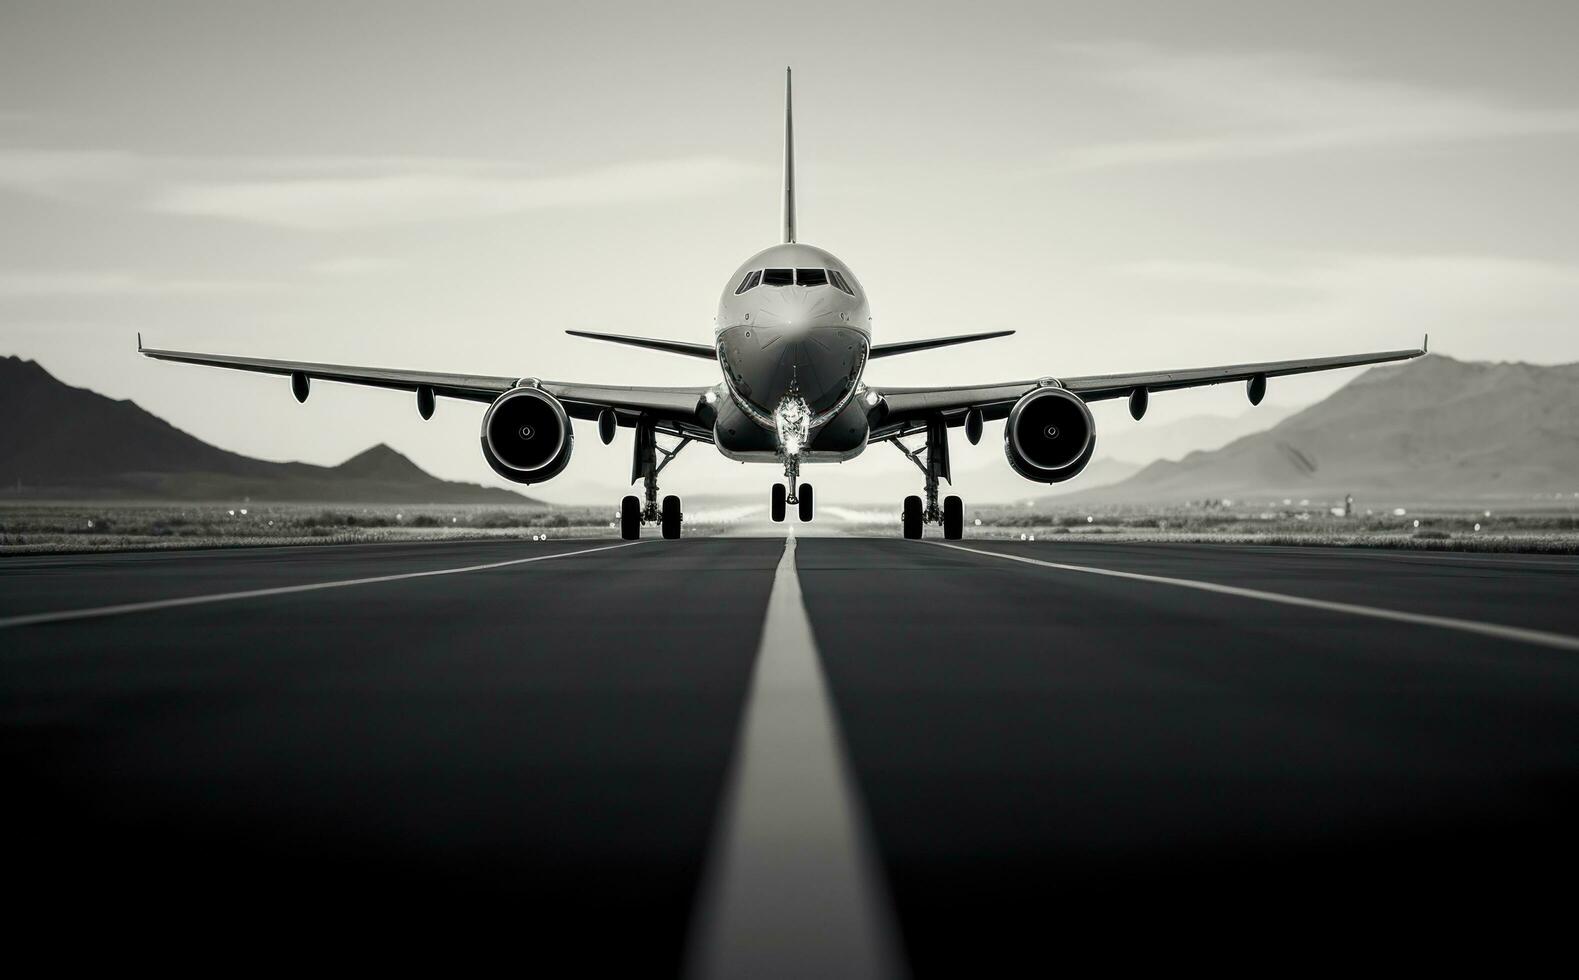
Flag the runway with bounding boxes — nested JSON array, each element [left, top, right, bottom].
[[5, 534, 1579, 971]]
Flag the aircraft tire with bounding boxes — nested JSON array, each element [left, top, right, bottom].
[[902, 495, 923, 539], [620, 495, 641, 540], [798, 483, 814, 522], [771, 483, 787, 522], [943, 495, 964, 539], [662, 494, 683, 540]]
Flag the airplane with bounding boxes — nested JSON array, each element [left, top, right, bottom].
[[140, 69, 1425, 541]]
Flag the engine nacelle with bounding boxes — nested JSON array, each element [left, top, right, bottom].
[[1004, 386, 1096, 483], [480, 386, 573, 484]]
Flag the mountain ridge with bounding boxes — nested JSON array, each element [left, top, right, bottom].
[[1070, 354, 1579, 504], [0, 356, 538, 504]]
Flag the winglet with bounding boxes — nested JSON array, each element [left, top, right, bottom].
[[1423, 333, 1429, 353], [782, 67, 796, 244], [137, 331, 143, 352]]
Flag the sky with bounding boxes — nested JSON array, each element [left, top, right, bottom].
[[2, 0, 1576, 503]]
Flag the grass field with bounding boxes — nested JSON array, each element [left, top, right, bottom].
[[0, 502, 635, 554], [953, 501, 1579, 554], [5, 500, 1579, 555]]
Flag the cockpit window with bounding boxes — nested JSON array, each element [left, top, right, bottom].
[[762, 268, 794, 287], [796, 268, 828, 287], [829, 270, 855, 295], [734, 270, 762, 294]]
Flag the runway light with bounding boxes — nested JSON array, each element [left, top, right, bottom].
[[1086, 515, 1094, 523], [1019, 533, 1027, 541], [1028, 534, 1035, 541], [974, 518, 981, 526], [239, 508, 248, 516], [1413, 519, 1420, 528], [1474, 523, 1482, 531]]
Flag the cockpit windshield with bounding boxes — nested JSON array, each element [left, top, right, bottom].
[[738, 267, 852, 292], [734, 270, 762, 294]]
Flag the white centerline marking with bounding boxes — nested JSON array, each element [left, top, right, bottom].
[[0, 541, 642, 630], [687, 534, 903, 980], [931, 541, 1579, 653]]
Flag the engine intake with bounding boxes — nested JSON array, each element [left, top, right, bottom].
[[480, 387, 573, 483], [1004, 386, 1095, 483]]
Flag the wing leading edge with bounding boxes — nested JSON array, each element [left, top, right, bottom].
[[137, 338, 716, 438], [871, 339, 1427, 438]]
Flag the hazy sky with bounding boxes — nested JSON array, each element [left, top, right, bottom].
[[2, 0, 1576, 503]]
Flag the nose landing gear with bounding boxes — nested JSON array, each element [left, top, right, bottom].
[[769, 480, 815, 522], [893, 416, 966, 540], [771, 393, 815, 523]]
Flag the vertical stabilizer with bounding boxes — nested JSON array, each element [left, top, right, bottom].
[[782, 67, 796, 244]]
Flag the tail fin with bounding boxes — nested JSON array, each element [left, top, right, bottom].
[[782, 67, 796, 244]]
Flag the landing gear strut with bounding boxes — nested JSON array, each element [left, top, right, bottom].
[[893, 416, 965, 540], [770, 392, 814, 524], [621, 421, 691, 540]]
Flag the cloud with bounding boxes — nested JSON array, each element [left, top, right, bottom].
[[0, 149, 145, 199], [150, 155, 763, 230], [0, 148, 764, 230], [1116, 253, 1579, 359], [0, 270, 269, 297], [1054, 42, 1579, 169], [310, 255, 406, 277]]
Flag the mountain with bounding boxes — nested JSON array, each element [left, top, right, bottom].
[[968, 455, 1143, 503], [1095, 403, 1299, 465], [0, 356, 537, 504], [1074, 355, 1579, 504]]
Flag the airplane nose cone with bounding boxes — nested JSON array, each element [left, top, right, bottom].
[[717, 321, 869, 421]]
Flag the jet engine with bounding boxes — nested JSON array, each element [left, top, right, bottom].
[[480, 386, 573, 483], [1004, 386, 1095, 483]]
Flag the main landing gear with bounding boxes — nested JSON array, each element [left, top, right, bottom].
[[620, 422, 691, 540], [770, 481, 814, 523], [893, 416, 965, 540]]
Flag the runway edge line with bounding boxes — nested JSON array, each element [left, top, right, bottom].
[[928, 540, 1579, 653], [0, 541, 644, 630]]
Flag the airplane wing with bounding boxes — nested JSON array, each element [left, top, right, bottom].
[[870, 340, 1428, 439], [138, 339, 716, 439]]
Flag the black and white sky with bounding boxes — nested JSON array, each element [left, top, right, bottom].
[[2, 0, 1576, 501]]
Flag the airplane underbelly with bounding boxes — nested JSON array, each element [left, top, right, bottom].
[[712, 356, 870, 462]]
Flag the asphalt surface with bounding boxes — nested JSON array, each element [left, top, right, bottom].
[[4, 534, 1578, 970]]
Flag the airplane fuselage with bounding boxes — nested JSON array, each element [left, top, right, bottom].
[[713, 242, 873, 462]]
